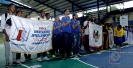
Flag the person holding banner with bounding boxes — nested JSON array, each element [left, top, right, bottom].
[[1, 4, 19, 67], [83, 14, 92, 53], [24, 15, 32, 61], [15, 10, 25, 63], [94, 18, 98, 24], [52, 16, 62, 58], [45, 13, 51, 20], [25, 15, 30, 19], [38, 10, 46, 21], [37, 10, 49, 62], [71, 13, 81, 57], [61, 9, 72, 60]]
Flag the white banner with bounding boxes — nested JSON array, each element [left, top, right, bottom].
[[108, 30, 114, 48], [124, 31, 128, 43], [10, 16, 53, 53], [120, 15, 128, 27], [127, 32, 133, 44], [89, 23, 102, 47]]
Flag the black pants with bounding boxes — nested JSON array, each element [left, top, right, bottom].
[[52, 34, 62, 55], [16, 53, 21, 60], [103, 34, 107, 49], [16, 53, 31, 59], [84, 35, 90, 52], [37, 52, 46, 58], [61, 32, 72, 58], [24, 54, 31, 59]]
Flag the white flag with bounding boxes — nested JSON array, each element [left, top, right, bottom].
[[89, 23, 102, 47], [108, 30, 114, 48], [10, 16, 53, 53]]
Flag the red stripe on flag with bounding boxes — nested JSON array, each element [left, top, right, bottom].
[[16, 30, 23, 41]]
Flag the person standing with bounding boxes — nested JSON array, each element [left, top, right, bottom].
[[15, 10, 25, 63], [38, 10, 46, 21], [83, 15, 92, 53], [52, 16, 62, 58], [116, 25, 124, 47], [1, 4, 19, 67], [37, 10, 49, 62], [45, 13, 51, 20], [61, 9, 72, 60], [102, 21, 109, 50], [114, 24, 119, 48], [71, 14, 81, 57]]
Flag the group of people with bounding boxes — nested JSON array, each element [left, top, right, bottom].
[[1, 4, 56, 67], [1, 3, 128, 68], [1, 4, 83, 67]]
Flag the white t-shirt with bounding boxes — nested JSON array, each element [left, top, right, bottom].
[[84, 21, 90, 35], [1, 13, 13, 36], [38, 16, 46, 21]]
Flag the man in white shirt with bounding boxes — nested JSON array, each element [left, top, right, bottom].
[[83, 15, 92, 54], [38, 10, 46, 21], [1, 4, 19, 67], [37, 10, 49, 62]]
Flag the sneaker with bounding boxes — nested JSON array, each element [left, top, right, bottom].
[[5, 63, 9, 67], [70, 55, 75, 58], [12, 61, 20, 66], [62, 58, 66, 60], [56, 53, 60, 56], [52, 55, 56, 58], [71, 54, 78, 58], [46, 51, 50, 55], [37, 58, 42, 62], [43, 56, 49, 60], [16, 60, 21, 64], [77, 54, 81, 57], [28, 58, 32, 60], [20, 59, 25, 63], [66, 55, 72, 58], [26, 58, 29, 61]]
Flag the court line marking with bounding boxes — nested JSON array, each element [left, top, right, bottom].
[[0, 44, 132, 68], [82, 45, 133, 56], [76, 45, 133, 68], [20, 63, 30, 68], [22, 58, 98, 68], [76, 58, 98, 68]]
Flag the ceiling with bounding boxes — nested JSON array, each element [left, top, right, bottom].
[[0, 0, 131, 18]]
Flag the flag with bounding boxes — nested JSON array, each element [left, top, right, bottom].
[[124, 30, 128, 43], [10, 16, 53, 53], [89, 23, 102, 47], [108, 30, 114, 48]]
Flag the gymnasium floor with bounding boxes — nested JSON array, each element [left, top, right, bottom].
[[0, 33, 133, 68]]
